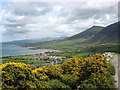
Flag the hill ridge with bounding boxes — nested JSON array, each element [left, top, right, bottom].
[[87, 21, 119, 43], [67, 25, 104, 40]]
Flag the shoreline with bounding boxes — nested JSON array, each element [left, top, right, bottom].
[[26, 46, 60, 51], [26, 46, 61, 53], [1, 46, 61, 58]]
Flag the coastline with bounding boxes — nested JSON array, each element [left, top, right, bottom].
[[26, 46, 61, 53], [1, 46, 61, 58]]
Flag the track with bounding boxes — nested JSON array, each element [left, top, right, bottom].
[[110, 54, 119, 89]]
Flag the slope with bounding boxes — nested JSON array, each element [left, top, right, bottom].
[[67, 26, 104, 40], [36, 26, 104, 49], [87, 21, 120, 43]]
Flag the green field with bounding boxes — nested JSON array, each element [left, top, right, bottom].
[[43, 43, 120, 58], [36, 38, 87, 50], [2, 54, 51, 67]]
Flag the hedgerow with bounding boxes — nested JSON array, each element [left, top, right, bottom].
[[0, 54, 115, 89]]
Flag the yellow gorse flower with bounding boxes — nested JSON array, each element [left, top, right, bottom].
[[1, 54, 115, 89], [1, 62, 31, 70]]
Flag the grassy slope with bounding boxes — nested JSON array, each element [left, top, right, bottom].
[[87, 22, 119, 43], [42, 43, 120, 58], [36, 26, 104, 50], [68, 26, 104, 40], [36, 22, 119, 56], [36, 38, 87, 50]]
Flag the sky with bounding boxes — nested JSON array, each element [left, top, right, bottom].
[[0, 0, 119, 42]]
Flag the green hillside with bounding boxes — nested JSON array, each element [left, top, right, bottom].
[[43, 43, 119, 58], [67, 26, 104, 40], [35, 22, 119, 58], [36, 26, 104, 50], [36, 38, 86, 50], [87, 21, 119, 43], [36, 22, 119, 50]]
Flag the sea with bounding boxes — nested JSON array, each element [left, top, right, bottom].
[[1, 44, 40, 57]]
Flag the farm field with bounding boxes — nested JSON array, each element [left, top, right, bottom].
[[43, 43, 120, 58]]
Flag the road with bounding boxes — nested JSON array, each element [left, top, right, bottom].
[[110, 54, 119, 89]]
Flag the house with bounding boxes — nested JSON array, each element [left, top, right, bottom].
[[39, 56, 45, 59]]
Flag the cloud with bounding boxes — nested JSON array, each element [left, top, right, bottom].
[[9, 2, 52, 16], [60, 2, 118, 22], [0, 1, 118, 42]]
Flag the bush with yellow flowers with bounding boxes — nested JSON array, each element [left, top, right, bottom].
[[32, 67, 49, 81], [1, 54, 115, 89], [0, 62, 39, 89], [38, 79, 71, 89], [60, 74, 79, 89], [32, 65, 63, 80], [61, 54, 115, 88]]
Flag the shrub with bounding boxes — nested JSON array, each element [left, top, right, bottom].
[[61, 54, 115, 88], [107, 64, 115, 75], [46, 79, 71, 89], [79, 80, 97, 88], [32, 67, 49, 81], [60, 74, 79, 88], [32, 65, 63, 80], [1, 62, 39, 89], [1, 54, 115, 89], [37, 81, 52, 88], [36, 80, 71, 89], [79, 72, 115, 88]]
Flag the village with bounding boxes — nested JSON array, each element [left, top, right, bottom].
[[29, 52, 114, 67], [28, 53, 66, 66]]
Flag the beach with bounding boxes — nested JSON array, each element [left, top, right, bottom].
[[1, 44, 60, 57]]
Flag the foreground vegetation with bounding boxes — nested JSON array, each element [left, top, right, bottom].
[[1, 54, 115, 89]]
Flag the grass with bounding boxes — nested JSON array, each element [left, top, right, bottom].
[[2, 54, 51, 66], [36, 38, 86, 50], [44, 43, 120, 58]]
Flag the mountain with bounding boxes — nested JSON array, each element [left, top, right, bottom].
[[35, 26, 105, 49], [36, 21, 119, 50], [87, 21, 119, 43], [4, 21, 118, 49], [67, 26, 104, 40], [2, 36, 66, 47]]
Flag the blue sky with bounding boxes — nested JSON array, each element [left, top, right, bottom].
[[1, 0, 9, 8], [0, 0, 119, 42]]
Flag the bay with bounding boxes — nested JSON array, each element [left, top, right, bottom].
[[1, 44, 40, 57]]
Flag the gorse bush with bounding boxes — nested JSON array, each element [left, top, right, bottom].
[[61, 54, 115, 88], [36, 79, 71, 89], [44, 79, 71, 89], [0, 54, 115, 89], [60, 74, 79, 88], [32, 65, 63, 80], [1, 62, 39, 89]]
